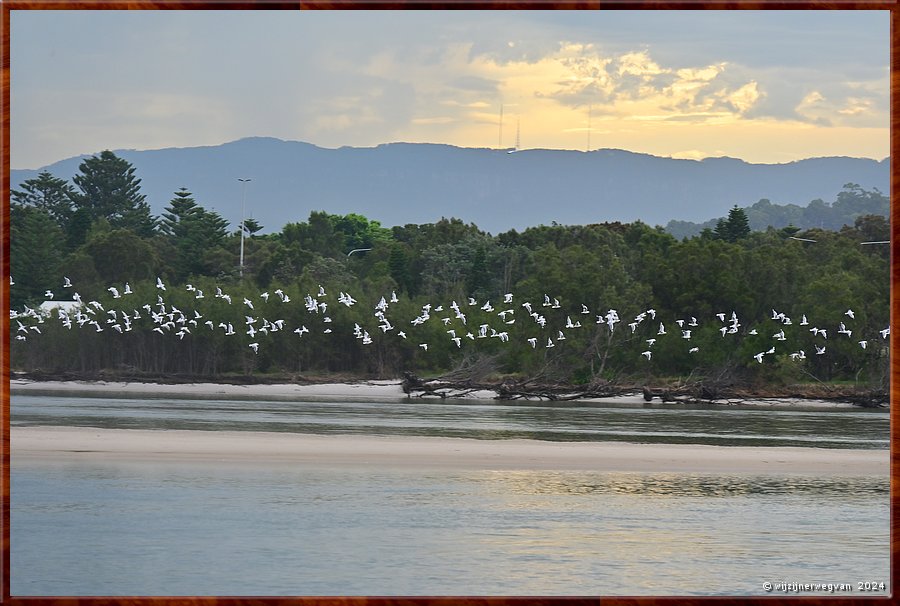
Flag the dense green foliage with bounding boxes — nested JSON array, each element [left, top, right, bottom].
[[9, 151, 890, 389]]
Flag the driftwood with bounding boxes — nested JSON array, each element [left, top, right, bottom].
[[402, 369, 888, 407], [496, 380, 628, 401], [641, 383, 888, 407], [640, 387, 745, 405], [401, 371, 483, 399], [402, 371, 633, 401], [642, 387, 699, 404]]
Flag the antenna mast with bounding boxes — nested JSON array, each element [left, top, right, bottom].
[[498, 104, 504, 149], [587, 105, 592, 152], [515, 117, 521, 151]]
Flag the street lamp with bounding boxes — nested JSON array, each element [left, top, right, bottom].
[[238, 178, 252, 277]]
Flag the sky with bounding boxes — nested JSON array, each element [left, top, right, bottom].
[[9, 10, 890, 170]]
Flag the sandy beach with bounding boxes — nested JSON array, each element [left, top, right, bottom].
[[11, 425, 888, 475]]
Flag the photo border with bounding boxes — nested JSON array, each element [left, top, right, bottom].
[[0, 1, 895, 604]]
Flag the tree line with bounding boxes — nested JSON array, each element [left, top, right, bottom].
[[666, 184, 889, 240], [10, 151, 890, 391]]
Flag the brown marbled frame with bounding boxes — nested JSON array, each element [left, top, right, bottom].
[[0, 1, 896, 604]]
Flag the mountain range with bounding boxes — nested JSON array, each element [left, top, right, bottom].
[[10, 137, 890, 235]]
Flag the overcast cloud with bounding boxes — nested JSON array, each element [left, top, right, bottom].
[[10, 10, 889, 168]]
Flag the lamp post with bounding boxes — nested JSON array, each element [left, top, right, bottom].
[[238, 178, 252, 278]]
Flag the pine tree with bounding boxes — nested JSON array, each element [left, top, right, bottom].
[[713, 218, 729, 241], [11, 171, 76, 230], [10, 206, 66, 306], [72, 150, 156, 236], [714, 205, 751, 242], [241, 217, 263, 236], [780, 224, 801, 238], [161, 188, 229, 279], [726, 205, 751, 240], [160, 188, 202, 237]]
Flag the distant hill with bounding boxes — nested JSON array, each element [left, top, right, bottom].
[[665, 186, 890, 240], [10, 137, 889, 234]]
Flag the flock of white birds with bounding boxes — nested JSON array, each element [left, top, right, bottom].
[[9, 275, 890, 364]]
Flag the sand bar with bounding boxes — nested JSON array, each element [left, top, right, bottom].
[[10, 378, 420, 402], [10, 378, 859, 408], [11, 426, 888, 475]]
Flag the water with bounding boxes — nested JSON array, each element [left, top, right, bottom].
[[11, 393, 890, 596]]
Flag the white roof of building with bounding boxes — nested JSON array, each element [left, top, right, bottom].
[[38, 300, 82, 315]]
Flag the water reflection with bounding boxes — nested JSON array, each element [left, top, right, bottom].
[[12, 457, 889, 596], [476, 470, 889, 498]]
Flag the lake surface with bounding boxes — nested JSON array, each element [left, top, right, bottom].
[[10, 393, 891, 596]]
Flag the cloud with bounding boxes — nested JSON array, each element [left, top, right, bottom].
[[676, 65, 724, 82], [447, 75, 500, 93], [793, 90, 834, 127], [10, 10, 889, 167], [488, 40, 885, 136], [615, 50, 666, 78], [722, 62, 888, 130], [790, 86, 886, 129], [11, 88, 239, 167], [411, 116, 457, 125], [304, 79, 417, 142], [670, 149, 726, 161], [491, 43, 764, 127], [838, 97, 874, 117], [724, 81, 763, 114]]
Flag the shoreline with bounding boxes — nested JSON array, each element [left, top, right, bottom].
[[9, 378, 869, 408], [11, 426, 888, 475]]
